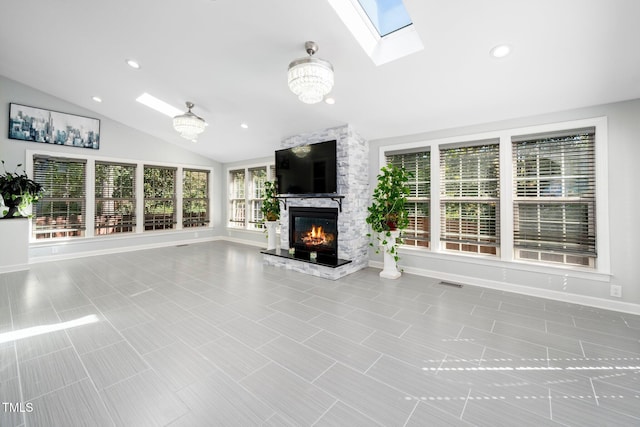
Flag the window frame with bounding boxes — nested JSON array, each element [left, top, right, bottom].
[[378, 116, 610, 277], [228, 169, 247, 228], [95, 161, 137, 235], [439, 140, 500, 256], [26, 149, 214, 242], [226, 162, 275, 231], [143, 165, 177, 231], [386, 150, 431, 248], [32, 155, 87, 240], [248, 167, 268, 230], [512, 129, 597, 267], [182, 168, 210, 228]]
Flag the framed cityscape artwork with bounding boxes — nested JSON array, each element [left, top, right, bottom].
[[8, 103, 100, 149]]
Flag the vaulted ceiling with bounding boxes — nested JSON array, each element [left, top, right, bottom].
[[2, 0, 639, 163]]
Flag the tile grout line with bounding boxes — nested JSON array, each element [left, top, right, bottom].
[[589, 377, 600, 407], [458, 388, 472, 421], [9, 294, 28, 427], [358, 329, 378, 345], [310, 361, 337, 385], [61, 306, 129, 426], [401, 399, 420, 427], [313, 360, 425, 426], [363, 353, 385, 375], [309, 400, 339, 427]]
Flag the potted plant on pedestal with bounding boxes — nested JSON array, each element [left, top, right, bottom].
[[0, 161, 44, 219], [366, 163, 410, 279], [261, 180, 280, 250]]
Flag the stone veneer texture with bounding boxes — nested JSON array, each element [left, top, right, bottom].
[[263, 124, 369, 280]]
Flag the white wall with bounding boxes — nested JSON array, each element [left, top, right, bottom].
[[0, 75, 225, 261], [369, 99, 640, 313]]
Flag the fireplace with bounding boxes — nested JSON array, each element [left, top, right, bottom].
[[289, 207, 338, 261], [262, 124, 368, 280]]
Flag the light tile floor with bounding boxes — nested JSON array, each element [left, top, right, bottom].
[[1, 241, 638, 426]]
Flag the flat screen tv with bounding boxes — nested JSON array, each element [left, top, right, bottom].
[[275, 140, 337, 196]]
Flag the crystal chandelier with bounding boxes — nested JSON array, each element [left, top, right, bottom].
[[287, 41, 334, 104], [173, 102, 206, 141], [291, 144, 311, 157]]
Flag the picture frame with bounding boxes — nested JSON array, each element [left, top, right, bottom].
[[8, 103, 100, 149]]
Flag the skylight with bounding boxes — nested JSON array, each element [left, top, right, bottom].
[[136, 93, 183, 118], [327, 0, 423, 66], [357, 0, 412, 37]]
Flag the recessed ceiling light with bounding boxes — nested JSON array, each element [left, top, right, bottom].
[[324, 97, 336, 105], [92, 96, 102, 103], [136, 93, 183, 117], [240, 123, 249, 129], [126, 59, 141, 69], [490, 44, 511, 58]]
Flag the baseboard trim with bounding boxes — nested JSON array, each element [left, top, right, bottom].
[[0, 263, 30, 274], [29, 236, 223, 264], [368, 261, 640, 315], [222, 236, 267, 249]]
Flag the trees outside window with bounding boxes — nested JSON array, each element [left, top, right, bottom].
[[144, 166, 176, 231], [183, 169, 210, 228], [95, 162, 136, 235]]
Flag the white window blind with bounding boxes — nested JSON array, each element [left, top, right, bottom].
[[183, 169, 209, 228], [512, 128, 596, 266], [95, 162, 136, 235], [33, 155, 86, 239], [386, 150, 430, 248], [143, 166, 176, 231], [440, 142, 500, 255]]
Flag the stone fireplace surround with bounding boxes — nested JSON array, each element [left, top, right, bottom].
[[262, 124, 369, 280]]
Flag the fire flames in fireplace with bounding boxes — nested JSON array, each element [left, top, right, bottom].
[[301, 225, 334, 247]]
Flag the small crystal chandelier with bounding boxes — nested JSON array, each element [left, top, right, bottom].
[[287, 41, 334, 104], [173, 102, 206, 142], [291, 144, 311, 158]]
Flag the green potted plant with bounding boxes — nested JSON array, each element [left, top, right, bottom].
[[261, 180, 280, 250], [0, 161, 44, 218], [366, 163, 410, 278]]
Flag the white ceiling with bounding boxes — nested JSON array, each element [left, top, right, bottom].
[[2, 0, 639, 163]]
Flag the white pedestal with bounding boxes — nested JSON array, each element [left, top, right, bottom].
[[265, 221, 279, 250], [0, 218, 29, 272], [379, 230, 401, 279]]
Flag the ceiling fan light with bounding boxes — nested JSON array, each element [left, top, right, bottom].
[[288, 41, 334, 104], [173, 102, 206, 141]]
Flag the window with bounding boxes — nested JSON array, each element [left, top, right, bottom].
[[227, 164, 275, 230], [228, 169, 246, 228], [512, 128, 596, 267], [95, 162, 136, 235], [183, 169, 209, 228], [440, 142, 500, 255], [386, 150, 430, 248], [33, 156, 86, 239], [381, 118, 605, 271], [144, 166, 176, 231], [327, 0, 423, 66], [357, 0, 412, 36], [248, 167, 268, 230]]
